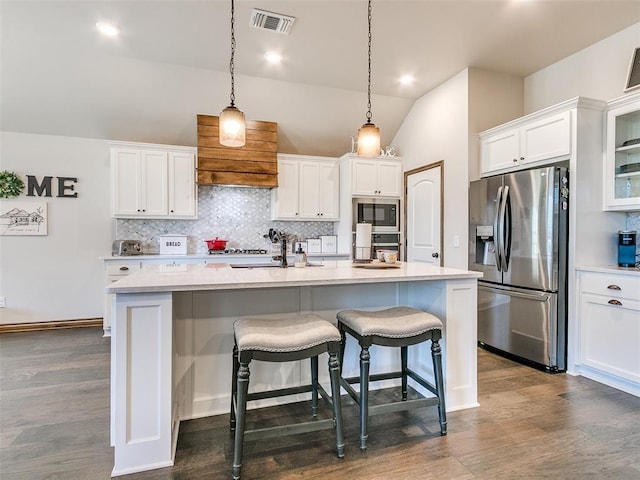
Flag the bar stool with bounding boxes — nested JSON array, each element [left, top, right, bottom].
[[230, 314, 345, 480], [337, 306, 446, 450]]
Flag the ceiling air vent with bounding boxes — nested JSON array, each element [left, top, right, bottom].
[[250, 9, 295, 35]]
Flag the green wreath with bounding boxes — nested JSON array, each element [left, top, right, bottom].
[[0, 170, 25, 198]]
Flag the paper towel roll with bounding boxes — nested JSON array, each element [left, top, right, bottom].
[[355, 223, 372, 260]]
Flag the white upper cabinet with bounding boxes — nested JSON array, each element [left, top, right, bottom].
[[351, 157, 402, 197], [604, 92, 640, 211], [481, 111, 571, 176], [111, 142, 197, 219], [168, 152, 197, 217], [271, 154, 339, 221]]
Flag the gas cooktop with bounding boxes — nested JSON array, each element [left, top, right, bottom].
[[208, 248, 269, 255]]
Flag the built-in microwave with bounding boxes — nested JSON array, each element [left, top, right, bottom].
[[353, 198, 400, 232]]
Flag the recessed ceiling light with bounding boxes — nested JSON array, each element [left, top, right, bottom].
[[399, 75, 415, 86], [96, 22, 119, 37], [265, 52, 282, 64]]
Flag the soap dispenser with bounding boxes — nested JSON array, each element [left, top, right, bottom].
[[294, 245, 307, 268]]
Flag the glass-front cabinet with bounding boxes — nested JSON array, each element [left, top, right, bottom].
[[605, 92, 640, 211]]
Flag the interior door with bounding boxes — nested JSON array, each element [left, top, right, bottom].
[[406, 163, 442, 264]]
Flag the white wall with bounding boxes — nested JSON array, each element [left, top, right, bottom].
[[468, 68, 524, 181], [392, 68, 523, 269], [525, 22, 640, 111], [0, 132, 111, 324], [392, 69, 470, 269]]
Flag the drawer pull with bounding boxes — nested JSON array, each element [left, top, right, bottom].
[[606, 284, 621, 290], [607, 299, 622, 306], [119, 266, 129, 271]]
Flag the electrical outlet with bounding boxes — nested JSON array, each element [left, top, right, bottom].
[[453, 235, 460, 248], [0, 297, 5, 308]]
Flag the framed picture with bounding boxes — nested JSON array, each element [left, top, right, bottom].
[[625, 46, 640, 92], [0, 201, 48, 235]]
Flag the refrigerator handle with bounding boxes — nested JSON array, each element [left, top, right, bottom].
[[502, 185, 512, 271], [493, 186, 503, 271]]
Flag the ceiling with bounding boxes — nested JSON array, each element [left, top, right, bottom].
[[2, 1, 640, 156]]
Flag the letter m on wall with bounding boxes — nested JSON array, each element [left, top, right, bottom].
[[26, 176, 53, 197]]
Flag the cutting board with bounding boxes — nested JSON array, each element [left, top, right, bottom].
[[352, 261, 402, 269]]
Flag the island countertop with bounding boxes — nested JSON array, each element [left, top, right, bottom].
[[106, 260, 483, 294]]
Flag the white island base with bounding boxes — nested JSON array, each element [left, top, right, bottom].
[[108, 261, 481, 476]]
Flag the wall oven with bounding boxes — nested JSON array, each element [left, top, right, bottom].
[[353, 198, 400, 232]]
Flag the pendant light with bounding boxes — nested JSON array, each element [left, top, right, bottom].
[[357, 0, 380, 157], [219, 0, 246, 147]]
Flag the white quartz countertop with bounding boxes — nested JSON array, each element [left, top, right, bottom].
[[101, 252, 350, 261], [576, 265, 640, 276], [106, 260, 483, 294]]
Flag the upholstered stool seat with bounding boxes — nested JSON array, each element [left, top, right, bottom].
[[230, 314, 345, 480], [337, 306, 446, 450]]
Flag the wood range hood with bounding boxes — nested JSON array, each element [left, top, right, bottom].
[[197, 114, 278, 187]]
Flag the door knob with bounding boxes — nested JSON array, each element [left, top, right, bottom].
[[432, 252, 439, 258]]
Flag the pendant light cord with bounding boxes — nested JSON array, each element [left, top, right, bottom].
[[229, 0, 236, 107], [365, 0, 372, 124]]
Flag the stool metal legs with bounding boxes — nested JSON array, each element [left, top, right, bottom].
[[431, 339, 447, 435], [401, 346, 408, 401], [231, 345, 345, 479], [328, 351, 345, 457], [311, 355, 319, 417], [339, 325, 447, 451], [232, 361, 250, 480], [359, 346, 370, 450]]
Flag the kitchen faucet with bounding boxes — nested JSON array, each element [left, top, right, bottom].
[[264, 228, 290, 268]]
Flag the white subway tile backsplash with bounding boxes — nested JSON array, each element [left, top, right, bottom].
[[116, 186, 335, 254]]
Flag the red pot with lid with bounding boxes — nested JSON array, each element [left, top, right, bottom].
[[205, 237, 228, 251]]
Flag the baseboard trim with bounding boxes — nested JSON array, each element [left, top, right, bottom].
[[0, 318, 103, 334]]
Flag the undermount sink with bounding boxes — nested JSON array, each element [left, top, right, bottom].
[[229, 263, 324, 269], [229, 263, 281, 268]]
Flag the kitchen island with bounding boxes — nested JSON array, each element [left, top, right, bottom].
[[107, 260, 482, 476]]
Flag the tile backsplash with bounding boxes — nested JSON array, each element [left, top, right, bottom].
[[627, 212, 640, 259], [115, 186, 336, 254]]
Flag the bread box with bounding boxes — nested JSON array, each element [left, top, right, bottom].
[[159, 235, 188, 255]]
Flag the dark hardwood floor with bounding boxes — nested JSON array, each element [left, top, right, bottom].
[[1, 327, 639, 479]]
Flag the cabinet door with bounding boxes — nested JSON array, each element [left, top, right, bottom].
[[520, 111, 571, 165], [272, 159, 300, 219], [140, 150, 168, 216], [351, 159, 378, 195], [579, 293, 640, 384], [298, 162, 321, 218], [111, 148, 141, 216], [318, 161, 339, 219], [169, 152, 196, 218], [377, 161, 402, 197], [481, 129, 520, 175], [604, 98, 640, 211]]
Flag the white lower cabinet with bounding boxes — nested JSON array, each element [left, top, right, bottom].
[[577, 270, 640, 395]]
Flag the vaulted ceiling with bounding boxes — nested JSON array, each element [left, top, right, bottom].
[[2, 1, 639, 157]]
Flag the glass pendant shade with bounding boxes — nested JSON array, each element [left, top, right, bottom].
[[219, 105, 246, 147], [357, 122, 381, 157]]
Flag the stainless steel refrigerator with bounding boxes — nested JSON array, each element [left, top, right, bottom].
[[468, 165, 569, 371]]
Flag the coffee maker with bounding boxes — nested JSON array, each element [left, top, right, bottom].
[[618, 230, 637, 267]]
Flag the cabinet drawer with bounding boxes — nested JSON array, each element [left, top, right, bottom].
[[106, 261, 141, 277], [579, 272, 640, 300]]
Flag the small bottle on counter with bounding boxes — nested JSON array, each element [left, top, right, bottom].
[[294, 245, 307, 268]]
